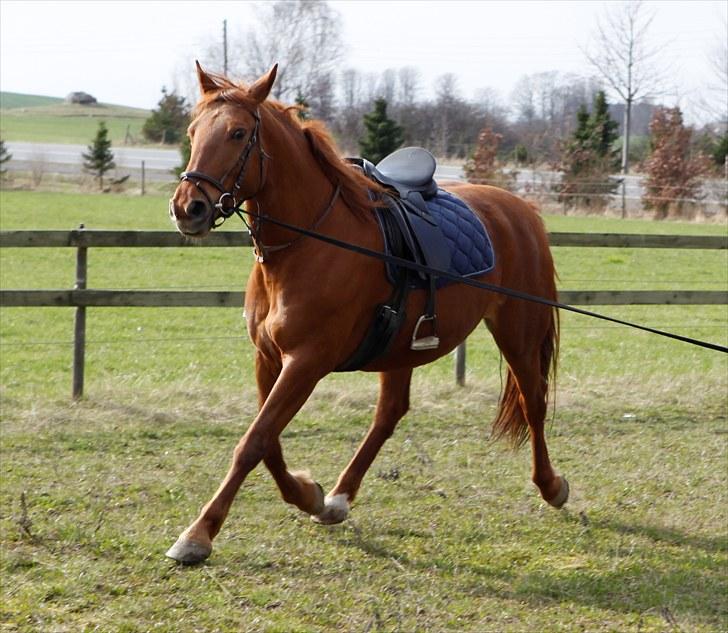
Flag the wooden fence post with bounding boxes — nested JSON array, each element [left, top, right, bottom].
[[72, 224, 87, 399], [455, 341, 466, 386], [141, 160, 146, 196]]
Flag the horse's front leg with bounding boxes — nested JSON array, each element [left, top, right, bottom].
[[166, 358, 323, 564], [255, 353, 325, 515], [313, 367, 412, 525]]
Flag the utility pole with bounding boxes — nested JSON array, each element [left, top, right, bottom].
[[223, 19, 228, 76]]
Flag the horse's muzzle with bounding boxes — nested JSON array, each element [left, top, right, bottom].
[[169, 189, 213, 237]]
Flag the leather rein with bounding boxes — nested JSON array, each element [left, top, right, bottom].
[[179, 108, 340, 262]]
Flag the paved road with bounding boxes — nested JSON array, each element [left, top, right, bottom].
[[5, 141, 181, 181]]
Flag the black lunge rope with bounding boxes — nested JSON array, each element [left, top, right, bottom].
[[235, 208, 728, 355]]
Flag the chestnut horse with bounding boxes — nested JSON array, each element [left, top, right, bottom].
[[166, 63, 568, 564]]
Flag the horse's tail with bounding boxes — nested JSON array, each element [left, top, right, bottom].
[[491, 304, 560, 448]]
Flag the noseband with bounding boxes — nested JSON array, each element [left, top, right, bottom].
[[179, 109, 266, 229]]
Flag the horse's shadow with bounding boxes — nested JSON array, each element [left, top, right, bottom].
[[330, 514, 727, 624]]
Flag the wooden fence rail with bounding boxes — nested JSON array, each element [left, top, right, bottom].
[[1, 229, 727, 397]]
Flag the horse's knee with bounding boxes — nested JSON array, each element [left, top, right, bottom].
[[232, 433, 269, 471]]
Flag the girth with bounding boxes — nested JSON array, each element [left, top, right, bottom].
[[335, 204, 411, 372]]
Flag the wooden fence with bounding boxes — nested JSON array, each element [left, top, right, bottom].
[[2, 228, 727, 397]]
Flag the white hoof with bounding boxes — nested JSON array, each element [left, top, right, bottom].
[[165, 536, 212, 564], [548, 477, 570, 509], [311, 493, 350, 525]]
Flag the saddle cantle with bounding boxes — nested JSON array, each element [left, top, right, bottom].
[[337, 147, 494, 372]]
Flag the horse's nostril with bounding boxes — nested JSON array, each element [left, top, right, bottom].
[[186, 200, 208, 219]]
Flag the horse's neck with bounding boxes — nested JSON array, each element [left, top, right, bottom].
[[254, 124, 340, 245]]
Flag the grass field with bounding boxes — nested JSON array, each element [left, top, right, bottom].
[[0, 92, 64, 109], [1, 191, 727, 632], [1, 92, 150, 145]]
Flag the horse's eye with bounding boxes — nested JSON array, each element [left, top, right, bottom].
[[232, 128, 246, 140]]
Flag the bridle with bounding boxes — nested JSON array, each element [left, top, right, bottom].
[[179, 109, 265, 230], [177, 107, 340, 262]]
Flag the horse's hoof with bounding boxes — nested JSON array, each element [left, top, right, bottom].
[[311, 481, 326, 515], [548, 477, 570, 509], [165, 536, 212, 564], [311, 493, 350, 525]]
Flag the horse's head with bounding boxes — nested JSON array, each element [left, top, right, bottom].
[[169, 62, 278, 237]]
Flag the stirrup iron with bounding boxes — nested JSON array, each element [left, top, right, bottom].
[[411, 314, 440, 350]]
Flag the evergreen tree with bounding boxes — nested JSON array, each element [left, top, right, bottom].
[[711, 133, 728, 170], [557, 91, 620, 211], [294, 93, 311, 121], [174, 134, 191, 178], [142, 87, 190, 144], [590, 91, 619, 160], [0, 139, 11, 178], [82, 122, 115, 190], [359, 98, 404, 164]]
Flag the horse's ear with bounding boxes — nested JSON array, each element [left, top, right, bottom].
[[196, 60, 219, 95], [248, 64, 278, 103]]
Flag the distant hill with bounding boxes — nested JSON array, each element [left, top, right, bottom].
[[0, 92, 152, 145], [1, 92, 65, 109]]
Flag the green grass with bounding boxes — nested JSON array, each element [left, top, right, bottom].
[[1, 191, 727, 631], [0, 92, 64, 109], [0, 100, 150, 145]]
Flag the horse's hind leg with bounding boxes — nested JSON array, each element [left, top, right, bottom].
[[488, 306, 569, 507], [312, 367, 412, 525]]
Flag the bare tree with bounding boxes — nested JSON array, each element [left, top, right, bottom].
[[397, 67, 421, 106], [701, 16, 728, 129], [227, 0, 343, 106], [582, 0, 667, 173]]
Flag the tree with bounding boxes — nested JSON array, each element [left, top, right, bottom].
[[557, 91, 620, 211], [642, 107, 711, 218], [174, 134, 191, 178], [142, 87, 190, 145], [0, 139, 11, 178], [82, 122, 115, 190], [359, 98, 404, 164], [229, 0, 343, 108], [464, 127, 515, 191], [509, 71, 603, 164], [582, 0, 666, 174]]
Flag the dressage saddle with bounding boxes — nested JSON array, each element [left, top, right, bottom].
[[337, 147, 451, 371]]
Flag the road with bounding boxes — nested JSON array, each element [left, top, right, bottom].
[[4, 141, 181, 181], [0, 142, 647, 201], [4, 142, 466, 183]]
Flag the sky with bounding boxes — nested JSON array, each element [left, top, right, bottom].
[[1, 0, 725, 123]]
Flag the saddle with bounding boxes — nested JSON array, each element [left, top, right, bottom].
[[337, 148, 451, 371]]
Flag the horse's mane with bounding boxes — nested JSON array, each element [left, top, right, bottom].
[[193, 72, 383, 219]]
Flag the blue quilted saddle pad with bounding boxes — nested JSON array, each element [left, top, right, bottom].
[[421, 188, 495, 289]]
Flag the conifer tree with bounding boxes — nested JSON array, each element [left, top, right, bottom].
[[82, 122, 115, 190], [0, 139, 11, 178], [294, 93, 311, 121], [558, 91, 619, 211], [142, 87, 190, 144], [359, 98, 404, 164]]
